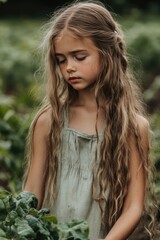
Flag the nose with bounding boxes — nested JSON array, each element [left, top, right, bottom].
[[66, 59, 76, 73]]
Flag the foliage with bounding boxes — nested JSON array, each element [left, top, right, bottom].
[[151, 113, 160, 196], [0, 95, 31, 193], [106, 0, 160, 14], [124, 21, 160, 88], [0, 190, 89, 240], [0, 20, 41, 99], [144, 76, 160, 112]]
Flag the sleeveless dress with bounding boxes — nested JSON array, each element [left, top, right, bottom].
[[50, 109, 109, 240]]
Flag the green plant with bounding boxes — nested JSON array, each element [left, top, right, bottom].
[[0, 96, 30, 193], [150, 113, 160, 195], [125, 21, 160, 88], [0, 20, 40, 97], [0, 190, 89, 240]]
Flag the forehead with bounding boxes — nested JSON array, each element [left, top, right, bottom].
[[54, 29, 97, 53]]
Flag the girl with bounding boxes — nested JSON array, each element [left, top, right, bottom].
[[23, 1, 154, 239]]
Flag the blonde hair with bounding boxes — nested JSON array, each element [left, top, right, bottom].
[[23, 1, 157, 237]]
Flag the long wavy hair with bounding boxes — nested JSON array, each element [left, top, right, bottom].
[[23, 1, 157, 237]]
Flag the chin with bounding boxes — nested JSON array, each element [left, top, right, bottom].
[[70, 84, 93, 91]]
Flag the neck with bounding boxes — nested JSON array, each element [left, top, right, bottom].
[[76, 88, 97, 108]]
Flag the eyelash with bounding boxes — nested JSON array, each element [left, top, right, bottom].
[[57, 59, 66, 65], [76, 56, 86, 61], [57, 56, 86, 65]]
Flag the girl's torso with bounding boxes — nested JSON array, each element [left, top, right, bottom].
[[49, 106, 109, 240]]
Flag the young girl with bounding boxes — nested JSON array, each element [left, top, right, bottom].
[[23, 1, 154, 239]]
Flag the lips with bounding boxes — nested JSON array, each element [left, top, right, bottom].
[[68, 77, 81, 83]]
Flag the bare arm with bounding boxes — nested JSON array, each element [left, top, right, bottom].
[[103, 116, 149, 240], [23, 110, 50, 209]]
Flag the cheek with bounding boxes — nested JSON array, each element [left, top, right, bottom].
[[87, 62, 100, 76], [59, 65, 66, 76], [86, 56, 100, 72]]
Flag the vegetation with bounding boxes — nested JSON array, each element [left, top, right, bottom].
[[0, 95, 29, 192], [0, 190, 89, 239]]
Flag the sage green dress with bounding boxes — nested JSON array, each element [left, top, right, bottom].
[[50, 110, 109, 240]]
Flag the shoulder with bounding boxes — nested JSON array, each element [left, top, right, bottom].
[[136, 114, 150, 138], [34, 107, 52, 139], [136, 114, 149, 128], [130, 114, 150, 152]]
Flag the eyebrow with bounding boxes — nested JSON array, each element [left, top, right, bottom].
[[55, 49, 87, 56]]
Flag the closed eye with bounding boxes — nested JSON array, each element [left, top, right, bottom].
[[56, 58, 66, 65], [75, 55, 86, 61]]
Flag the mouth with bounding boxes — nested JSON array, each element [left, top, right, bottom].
[[68, 77, 81, 83]]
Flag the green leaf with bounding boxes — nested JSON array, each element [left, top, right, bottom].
[[38, 208, 50, 217], [15, 205, 26, 218], [41, 215, 57, 224], [9, 196, 17, 210], [0, 190, 10, 199], [0, 140, 11, 150], [16, 192, 38, 209], [26, 214, 40, 231], [15, 218, 35, 237], [58, 219, 89, 240], [28, 208, 38, 216], [26, 215, 51, 237], [0, 228, 6, 237], [5, 211, 17, 225]]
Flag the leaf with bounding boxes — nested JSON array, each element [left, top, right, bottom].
[[41, 215, 57, 224], [15, 205, 26, 218], [26, 214, 40, 231], [37, 224, 51, 237], [38, 208, 50, 217], [0, 195, 13, 212], [0, 238, 10, 240], [15, 218, 35, 237], [0, 190, 10, 199], [8, 195, 17, 210], [5, 211, 17, 225], [26, 215, 51, 237], [28, 208, 38, 216], [0, 140, 11, 150], [58, 220, 89, 240], [16, 192, 38, 209], [0, 228, 6, 237]]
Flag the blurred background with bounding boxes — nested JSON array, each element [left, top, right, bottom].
[[0, 0, 160, 237]]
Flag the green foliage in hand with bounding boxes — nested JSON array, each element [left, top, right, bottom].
[[0, 191, 89, 240]]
